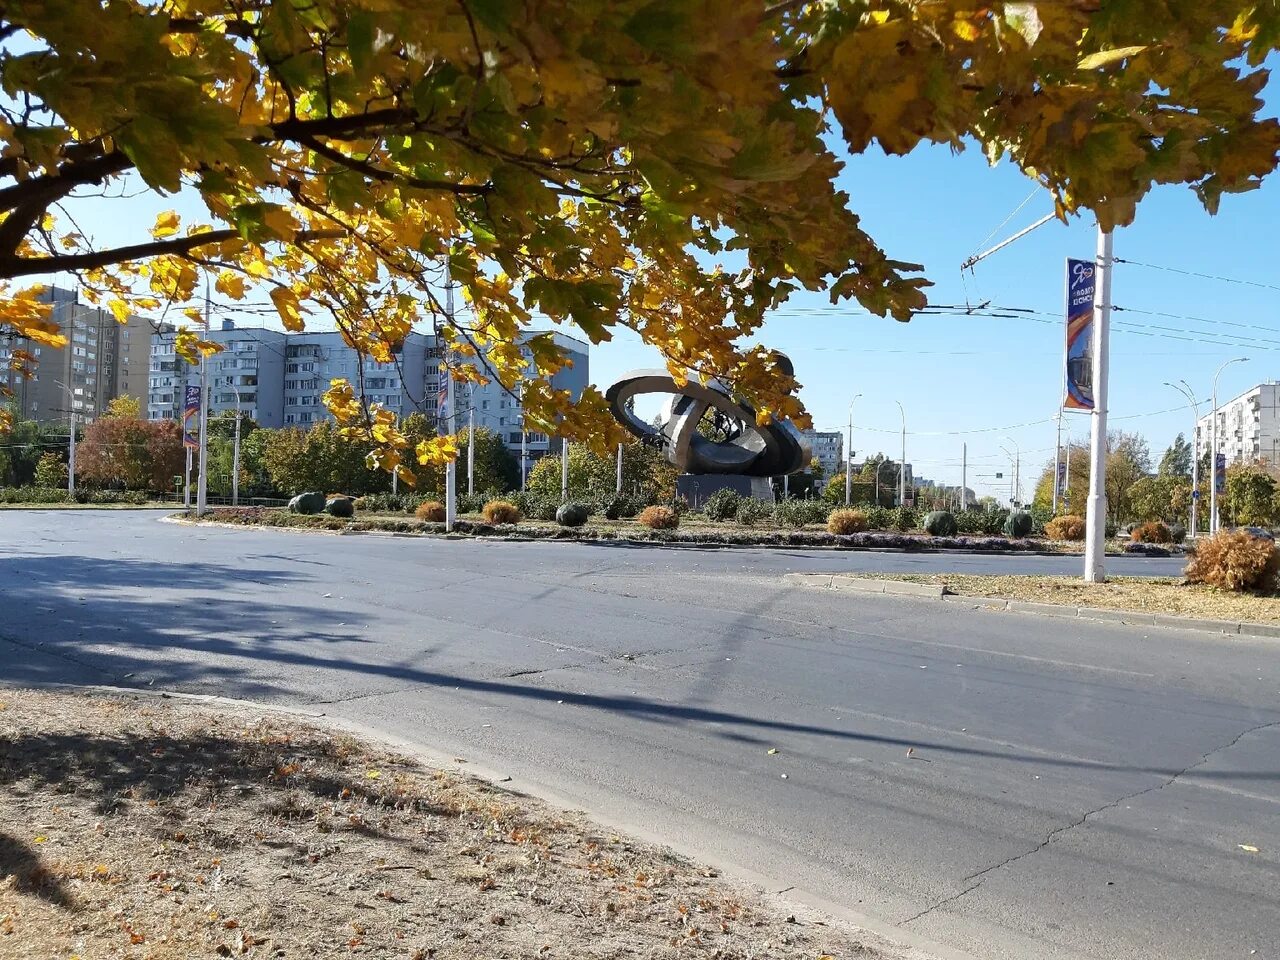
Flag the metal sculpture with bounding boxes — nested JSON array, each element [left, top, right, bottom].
[[605, 361, 811, 478]]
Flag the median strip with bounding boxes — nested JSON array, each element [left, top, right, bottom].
[[785, 573, 1280, 640]]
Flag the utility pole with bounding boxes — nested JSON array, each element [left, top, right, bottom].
[[561, 439, 569, 501], [1210, 357, 1248, 534], [196, 279, 210, 516], [961, 443, 967, 511], [845, 393, 861, 506], [1084, 229, 1113, 582], [231, 390, 242, 506], [444, 266, 457, 532], [896, 400, 906, 507], [616, 442, 623, 494], [519, 383, 528, 492], [467, 383, 475, 496], [1166, 380, 1200, 538]]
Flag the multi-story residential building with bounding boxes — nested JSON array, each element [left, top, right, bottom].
[[1195, 382, 1280, 469], [799, 429, 843, 481], [0, 286, 153, 426], [459, 330, 590, 476], [146, 324, 590, 474]]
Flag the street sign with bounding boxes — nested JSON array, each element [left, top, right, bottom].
[[995, 472, 1003, 479], [1192, 489, 1201, 500]]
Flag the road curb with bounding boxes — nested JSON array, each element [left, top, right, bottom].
[[785, 574, 1279, 641]]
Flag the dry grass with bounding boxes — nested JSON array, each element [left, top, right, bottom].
[[847, 573, 1280, 624], [0, 689, 895, 960]]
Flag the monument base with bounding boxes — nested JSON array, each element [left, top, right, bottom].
[[677, 474, 775, 509]]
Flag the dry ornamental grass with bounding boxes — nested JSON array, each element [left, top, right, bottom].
[[0, 690, 896, 960]]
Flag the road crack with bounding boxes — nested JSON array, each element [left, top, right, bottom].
[[901, 718, 1280, 927]]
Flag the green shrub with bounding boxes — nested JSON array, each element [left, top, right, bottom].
[[775, 498, 827, 528], [865, 506, 894, 531], [1185, 530, 1280, 591], [893, 506, 917, 531], [638, 505, 679, 529], [33, 453, 68, 488], [556, 502, 589, 527], [924, 510, 957, 536], [602, 494, 643, 520], [1003, 510, 1033, 538], [483, 500, 523, 524], [1170, 523, 1188, 544], [827, 508, 868, 534], [1045, 514, 1086, 541], [703, 488, 741, 522], [288, 491, 326, 514], [1131, 520, 1173, 544], [735, 497, 773, 526], [324, 496, 355, 518], [415, 500, 446, 522]]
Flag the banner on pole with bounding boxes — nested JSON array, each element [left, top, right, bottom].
[[1215, 453, 1227, 494], [182, 384, 201, 450], [1063, 258, 1096, 411], [1057, 461, 1068, 492]]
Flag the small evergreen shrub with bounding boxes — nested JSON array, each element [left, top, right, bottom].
[[924, 510, 957, 537], [735, 497, 773, 526], [703, 488, 741, 522], [556, 502, 589, 527], [1003, 510, 1033, 538], [324, 496, 354, 518]]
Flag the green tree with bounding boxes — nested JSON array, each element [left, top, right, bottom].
[[453, 426, 520, 493], [261, 421, 392, 496], [1126, 475, 1186, 523], [1158, 434, 1193, 477], [33, 451, 67, 487], [0, 416, 67, 486], [1225, 464, 1276, 527]]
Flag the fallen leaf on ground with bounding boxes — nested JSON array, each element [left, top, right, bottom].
[[1239, 844, 1260, 853], [767, 748, 778, 755]]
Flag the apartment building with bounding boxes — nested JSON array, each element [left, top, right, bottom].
[[459, 330, 590, 472], [799, 429, 843, 480], [146, 324, 590, 470], [1195, 381, 1280, 469], [0, 286, 155, 426]]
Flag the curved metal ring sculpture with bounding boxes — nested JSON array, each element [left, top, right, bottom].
[[605, 368, 811, 477]]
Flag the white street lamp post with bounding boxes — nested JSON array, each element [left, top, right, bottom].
[[1164, 380, 1200, 539], [845, 393, 861, 506], [53, 378, 76, 496], [1210, 357, 1249, 534], [895, 400, 906, 506]]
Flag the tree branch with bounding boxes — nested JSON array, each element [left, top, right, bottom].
[[299, 135, 492, 195], [0, 150, 132, 215], [167, 16, 255, 40], [0, 226, 346, 278]]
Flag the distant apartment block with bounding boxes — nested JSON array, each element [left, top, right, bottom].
[[1196, 381, 1280, 469], [147, 323, 589, 465], [0, 286, 153, 426], [799, 429, 843, 480]]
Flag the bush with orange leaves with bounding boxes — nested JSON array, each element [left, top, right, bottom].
[[415, 500, 446, 522], [637, 505, 679, 530], [1184, 530, 1280, 592], [1045, 514, 1086, 541]]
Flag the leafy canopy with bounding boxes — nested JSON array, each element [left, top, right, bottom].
[[2, 0, 1279, 469]]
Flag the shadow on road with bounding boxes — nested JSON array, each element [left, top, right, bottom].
[[2, 552, 1277, 784]]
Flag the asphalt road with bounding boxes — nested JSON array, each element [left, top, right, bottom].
[[2, 510, 1277, 960]]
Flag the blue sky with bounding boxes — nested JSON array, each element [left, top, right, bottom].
[[44, 113, 1280, 504]]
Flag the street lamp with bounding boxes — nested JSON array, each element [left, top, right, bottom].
[[1210, 357, 1249, 534], [999, 444, 1017, 508], [1004, 436, 1021, 509], [230, 387, 243, 507], [1164, 380, 1200, 538], [895, 400, 906, 507], [52, 378, 76, 496], [845, 393, 862, 506]]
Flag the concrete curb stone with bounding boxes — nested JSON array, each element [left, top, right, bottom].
[[786, 573, 1280, 642]]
